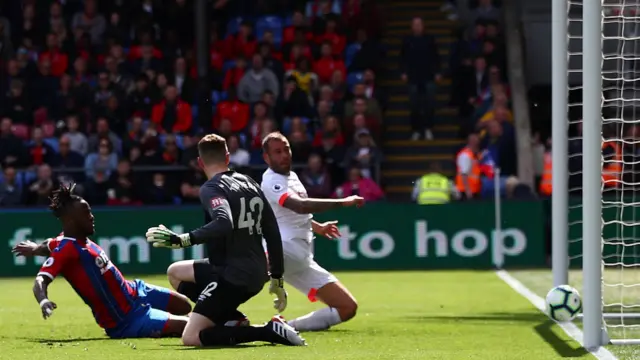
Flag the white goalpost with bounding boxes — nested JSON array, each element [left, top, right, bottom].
[[552, 0, 640, 349]]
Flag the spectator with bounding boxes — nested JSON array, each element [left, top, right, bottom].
[[289, 130, 313, 163], [313, 115, 345, 147], [482, 119, 516, 176], [505, 176, 536, 200], [161, 134, 182, 165], [401, 17, 441, 140], [300, 153, 333, 198], [88, 117, 122, 154], [50, 74, 77, 120], [238, 54, 279, 104], [40, 33, 69, 77], [85, 137, 118, 186], [213, 87, 250, 132], [314, 130, 346, 184], [0, 117, 27, 168], [333, 167, 384, 202], [24, 164, 58, 206], [349, 29, 382, 73], [0, 166, 22, 206], [228, 134, 250, 168], [129, 73, 154, 118], [223, 57, 247, 91], [27, 127, 56, 167], [251, 118, 277, 149], [282, 76, 314, 119], [223, 21, 257, 60], [469, 0, 501, 27], [150, 85, 193, 133], [105, 55, 133, 94], [315, 18, 346, 56], [143, 173, 174, 204], [63, 114, 89, 156], [31, 58, 59, 110], [362, 69, 387, 112], [456, 133, 482, 199], [345, 84, 382, 120], [314, 42, 346, 85], [343, 129, 382, 179], [107, 159, 140, 206], [286, 58, 318, 96], [2, 79, 31, 126], [72, 0, 107, 45], [0, 20, 14, 62], [172, 57, 194, 103], [52, 135, 86, 183]]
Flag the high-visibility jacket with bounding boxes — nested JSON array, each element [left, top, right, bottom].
[[602, 141, 622, 188], [455, 147, 482, 194], [539, 152, 552, 196], [417, 173, 450, 205]]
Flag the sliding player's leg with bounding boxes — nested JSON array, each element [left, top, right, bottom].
[[166, 259, 249, 325], [132, 279, 191, 315], [285, 261, 358, 331], [106, 307, 189, 339], [181, 278, 304, 347]]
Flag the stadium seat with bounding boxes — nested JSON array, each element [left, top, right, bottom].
[[17, 170, 36, 188], [211, 90, 228, 105], [283, 15, 293, 27], [256, 16, 284, 46], [344, 43, 361, 68], [11, 124, 30, 140], [44, 138, 59, 153], [226, 17, 244, 35], [33, 108, 48, 126], [191, 105, 199, 119], [346, 72, 364, 89], [222, 60, 236, 73]]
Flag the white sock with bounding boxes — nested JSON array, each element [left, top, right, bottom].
[[288, 307, 342, 331]]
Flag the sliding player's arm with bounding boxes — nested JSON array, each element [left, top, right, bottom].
[[146, 185, 233, 248], [12, 238, 57, 257], [263, 176, 364, 215], [33, 242, 72, 319]]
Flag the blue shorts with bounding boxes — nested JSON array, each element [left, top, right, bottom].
[[105, 279, 173, 339]]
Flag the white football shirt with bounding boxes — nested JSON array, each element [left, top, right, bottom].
[[261, 168, 313, 243]]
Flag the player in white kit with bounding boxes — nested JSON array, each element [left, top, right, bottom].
[[260, 132, 363, 332]]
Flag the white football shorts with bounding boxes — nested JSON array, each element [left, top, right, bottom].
[[282, 238, 337, 302]]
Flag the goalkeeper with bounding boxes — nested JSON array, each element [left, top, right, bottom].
[[145, 134, 305, 347]]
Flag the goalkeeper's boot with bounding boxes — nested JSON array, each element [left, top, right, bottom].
[[265, 315, 306, 346]]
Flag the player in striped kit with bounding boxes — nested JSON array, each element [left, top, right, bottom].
[[24, 184, 191, 338]]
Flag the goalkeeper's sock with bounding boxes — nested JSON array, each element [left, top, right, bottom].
[[288, 307, 341, 331], [198, 325, 273, 346], [176, 281, 202, 303]]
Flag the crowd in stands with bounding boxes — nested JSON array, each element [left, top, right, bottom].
[[446, 0, 521, 199], [0, 0, 387, 207]]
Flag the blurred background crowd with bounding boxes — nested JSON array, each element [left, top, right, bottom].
[[0, 0, 517, 207]]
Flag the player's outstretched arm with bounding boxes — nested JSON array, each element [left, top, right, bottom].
[[282, 194, 365, 214], [12, 240, 52, 257], [33, 275, 56, 319]]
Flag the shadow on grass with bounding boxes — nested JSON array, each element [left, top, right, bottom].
[[151, 343, 275, 350], [534, 320, 589, 358], [26, 337, 108, 343], [405, 313, 588, 357]]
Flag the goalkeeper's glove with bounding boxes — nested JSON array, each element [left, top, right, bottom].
[[269, 277, 288, 313], [145, 224, 191, 249]]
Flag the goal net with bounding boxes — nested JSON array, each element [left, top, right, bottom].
[[559, 0, 640, 347]]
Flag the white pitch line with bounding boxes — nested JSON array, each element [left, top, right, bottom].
[[496, 270, 618, 360]]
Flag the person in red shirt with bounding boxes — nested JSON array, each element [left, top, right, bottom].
[[151, 85, 193, 133], [40, 33, 69, 77], [17, 184, 192, 338], [223, 21, 257, 59], [213, 87, 250, 132], [315, 19, 346, 55], [222, 57, 246, 90], [28, 127, 56, 166], [312, 115, 345, 147], [313, 42, 346, 84], [283, 11, 313, 45]]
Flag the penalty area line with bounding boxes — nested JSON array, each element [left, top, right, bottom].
[[496, 270, 618, 360]]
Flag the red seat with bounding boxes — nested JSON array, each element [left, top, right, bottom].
[[12, 124, 30, 140]]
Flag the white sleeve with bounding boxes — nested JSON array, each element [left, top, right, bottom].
[[456, 153, 472, 174], [261, 175, 292, 207]]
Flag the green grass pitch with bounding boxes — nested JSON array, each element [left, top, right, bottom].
[[0, 270, 598, 360]]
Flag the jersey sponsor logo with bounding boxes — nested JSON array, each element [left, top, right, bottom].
[[210, 197, 225, 208], [42, 257, 54, 268], [272, 184, 284, 193]]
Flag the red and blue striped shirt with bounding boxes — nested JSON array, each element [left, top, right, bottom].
[[38, 235, 138, 329]]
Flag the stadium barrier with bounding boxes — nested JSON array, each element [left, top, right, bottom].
[[0, 201, 546, 277]]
